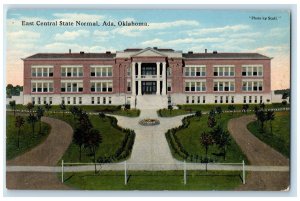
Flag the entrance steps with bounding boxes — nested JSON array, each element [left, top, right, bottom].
[[134, 95, 168, 110]]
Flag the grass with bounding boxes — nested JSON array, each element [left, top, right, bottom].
[[58, 170, 243, 190], [247, 111, 290, 158], [6, 113, 51, 160], [159, 103, 290, 117], [169, 113, 248, 163], [8, 104, 140, 117], [48, 113, 129, 163]]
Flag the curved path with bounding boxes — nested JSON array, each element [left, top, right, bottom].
[[228, 115, 290, 190], [6, 117, 73, 189]]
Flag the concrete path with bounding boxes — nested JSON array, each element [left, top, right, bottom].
[[6, 117, 73, 190], [228, 115, 290, 190], [110, 109, 191, 165]]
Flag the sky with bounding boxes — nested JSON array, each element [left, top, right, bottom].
[[5, 9, 290, 90]]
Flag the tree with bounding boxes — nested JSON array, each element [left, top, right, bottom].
[[168, 105, 173, 115], [44, 103, 52, 116], [60, 102, 67, 117], [209, 109, 216, 118], [207, 115, 217, 128], [27, 113, 37, 135], [195, 110, 202, 121], [228, 105, 235, 115], [98, 112, 106, 121], [266, 110, 275, 134], [242, 104, 249, 114], [259, 102, 265, 111], [9, 100, 16, 116], [211, 126, 231, 160], [256, 110, 267, 131], [73, 127, 86, 161], [70, 106, 80, 120], [215, 106, 222, 118], [26, 102, 34, 114], [282, 92, 289, 100], [84, 128, 102, 174], [15, 116, 25, 148], [36, 106, 44, 134], [200, 131, 214, 171]]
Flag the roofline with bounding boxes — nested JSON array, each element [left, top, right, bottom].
[[183, 57, 272, 60], [22, 58, 116, 61]]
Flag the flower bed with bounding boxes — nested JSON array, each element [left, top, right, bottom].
[[139, 118, 160, 126]]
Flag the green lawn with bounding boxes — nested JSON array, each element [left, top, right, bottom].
[[168, 113, 248, 163], [158, 108, 191, 117], [49, 113, 132, 163], [247, 111, 290, 158], [8, 104, 140, 117], [58, 170, 243, 190], [6, 113, 51, 160]]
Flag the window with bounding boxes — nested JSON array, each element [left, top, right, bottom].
[[90, 81, 113, 92], [226, 96, 229, 103], [90, 65, 113, 77], [186, 96, 189, 104], [249, 96, 252, 103], [32, 97, 35, 105], [167, 82, 172, 92], [203, 96, 206, 103], [192, 96, 195, 103], [127, 81, 131, 92], [73, 97, 76, 105], [61, 81, 83, 93], [91, 97, 94, 104], [243, 96, 247, 103], [103, 97, 106, 104], [127, 67, 131, 76], [49, 97, 52, 104], [255, 96, 257, 103], [67, 97, 70, 104], [242, 65, 263, 77], [260, 96, 263, 103], [215, 96, 218, 103], [31, 81, 54, 93], [197, 96, 200, 103], [242, 81, 263, 91], [220, 96, 223, 103], [97, 97, 100, 104], [167, 67, 172, 76], [184, 66, 206, 77], [38, 97, 41, 104], [231, 96, 234, 103], [213, 65, 235, 76], [185, 81, 206, 92], [61, 97, 65, 104], [43, 97, 47, 104], [109, 97, 112, 104], [61, 66, 83, 77], [79, 97, 82, 104], [31, 66, 53, 77], [213, 81, 235, 92]]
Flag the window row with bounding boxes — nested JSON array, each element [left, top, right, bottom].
[[31, 67, 53, 77], [214, 96, 235, 104], [213, 66, 235, 77], [31, 97, 53, 105], [91, 97, 112, 105], [243, 95, 263, 104], [31, 82, 53, 92], [186, 96, 206, 104], [242, 81, 263, 91], [242, 65, 263, 76], [61, 82, 83, 92], [61, 66, 83, 77], [90, 66, 112, 77], [185, 81, 206, 92], [184, 66, 206, 77], [91, 82, 113, 92], [213, 81, 235, 92]]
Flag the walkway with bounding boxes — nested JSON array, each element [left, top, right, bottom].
[[228, 115, 290, 190], [111, 109, 190, 165], [6, 117, 73, 189]]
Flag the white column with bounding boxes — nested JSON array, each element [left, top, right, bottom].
[[162, 62, 167, 95], [156, 62, 160, 95], [131, 62, 136, 95], [138, 62, 142, 95]]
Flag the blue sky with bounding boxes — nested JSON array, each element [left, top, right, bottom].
[[6, 9, 290, 89]]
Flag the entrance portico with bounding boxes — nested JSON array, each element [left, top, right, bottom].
[[131, 61, 167, 96]]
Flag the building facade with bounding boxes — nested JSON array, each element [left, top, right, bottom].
[[23, 47, 272, 109]]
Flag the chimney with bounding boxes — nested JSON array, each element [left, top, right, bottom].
[[69, 49, 71, 54], [205, 49, 207, 53], [153, 47, 158, 50], [213, 50, 218, 54], [106, 51, 111, 54], [188, 51, 193, 54], [80, 51, 84, 54]]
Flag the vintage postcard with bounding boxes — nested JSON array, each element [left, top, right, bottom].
[[5, 8, 291, 191]]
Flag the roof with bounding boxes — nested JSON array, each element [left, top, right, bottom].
[[24, 53, 116, 60], [183, 53, 271, 59]]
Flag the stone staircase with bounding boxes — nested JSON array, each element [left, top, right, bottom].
[[133, 95, 168, 110]]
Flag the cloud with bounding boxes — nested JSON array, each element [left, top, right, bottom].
[[43, 42, 115, 53], [52, 13, 105, 22], [187, 24, 250, 36], [140, 37, 224, 47], [7, 30, 40, 42], [54, 30, 90, 41], [113, 20, 200, 37]]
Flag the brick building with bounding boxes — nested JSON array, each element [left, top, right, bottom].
[[22, 47, 272, 109]]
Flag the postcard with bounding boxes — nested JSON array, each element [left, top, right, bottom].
[[5, 8, 291, 191]]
